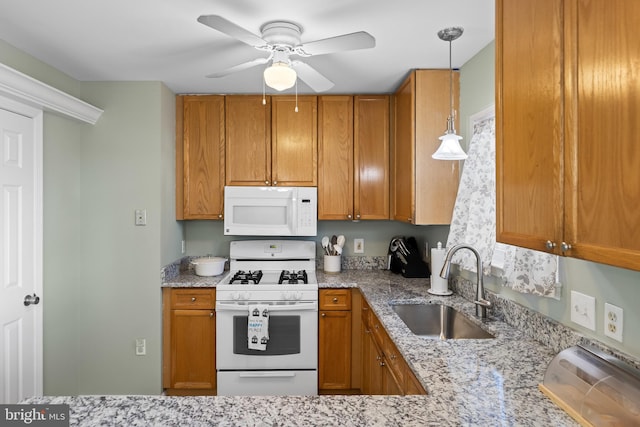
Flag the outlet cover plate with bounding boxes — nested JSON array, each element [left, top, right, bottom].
[[570, 291, 596, 331], [604, 303, 623, 342], [354, 238, 364, 254]]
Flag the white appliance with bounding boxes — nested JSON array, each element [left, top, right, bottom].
[[216, 240, 318, 396], [223, 186, 317, 236]]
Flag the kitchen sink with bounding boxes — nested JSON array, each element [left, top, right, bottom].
[[391, 303, 494, 339]]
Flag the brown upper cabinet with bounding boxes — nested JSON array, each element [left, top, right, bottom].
[[225, 96, 272, 186], [392, 70, 460, 225], [225, 95, 317, 187], [496, 0, 640, 271], [176, 95, 225, 220], [318, 95, 390, 220], [270, 96, 318, 186]]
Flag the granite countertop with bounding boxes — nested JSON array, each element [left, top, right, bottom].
[[23, 270, 578, 426]]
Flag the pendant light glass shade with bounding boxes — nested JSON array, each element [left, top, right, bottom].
[[433, 132, 467, 160], [263, 62, 297, 91], [432, 26, 467, 161]]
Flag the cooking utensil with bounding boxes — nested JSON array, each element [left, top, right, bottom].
[[331, 235, 338, 255], [321, 236, 330, 255], [335, 245, 343, 255], [337, 235, 345, 249]]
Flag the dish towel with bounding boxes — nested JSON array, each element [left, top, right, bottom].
[[248, 304, 269, 351]]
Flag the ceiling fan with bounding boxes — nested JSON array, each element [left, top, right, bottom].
[[197, 15, 376, 92]]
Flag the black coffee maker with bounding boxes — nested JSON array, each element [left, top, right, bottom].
[[387, 236, 430, 278]]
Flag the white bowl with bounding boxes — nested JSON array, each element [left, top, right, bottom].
[[192, 257, 227, 276]]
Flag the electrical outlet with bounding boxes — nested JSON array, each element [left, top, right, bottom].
[[354, 238, 364, 254], [570, 291, 596, 331], [135, 209, 147, 226], [604, 303, 623, 342], [181, 240, 186, 254], [135, 338, 146, 356]]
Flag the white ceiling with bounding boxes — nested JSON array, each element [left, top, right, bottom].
[[0, 0, 495, 95]]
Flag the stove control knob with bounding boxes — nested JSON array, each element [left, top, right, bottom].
[[283, 292, 292, 300], [295, 292, 303, 300], [232, 292, 240, 300]]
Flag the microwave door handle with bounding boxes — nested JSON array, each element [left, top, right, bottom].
[[216, 302, 318, 312], [291, 193, 298, 235]]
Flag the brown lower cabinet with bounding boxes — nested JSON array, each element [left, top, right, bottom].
[[319, 288, 426, 395], [361, 293, 426, 395], [162, 288, 216, 395]]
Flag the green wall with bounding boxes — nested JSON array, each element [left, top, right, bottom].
[[458, 40, 640, 359], [1, 39, 183, 395]]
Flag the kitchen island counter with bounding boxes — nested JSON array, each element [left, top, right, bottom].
[[23, 270, 578, 426]]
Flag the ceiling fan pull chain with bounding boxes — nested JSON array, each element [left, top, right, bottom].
[[295, 80, 299, 112], [262, 76, 266, 105]]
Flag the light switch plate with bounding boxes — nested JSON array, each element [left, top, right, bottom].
[[570, 291, 596, 331]]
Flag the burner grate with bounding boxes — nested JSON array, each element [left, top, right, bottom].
[[229, 270, 263, 284], [278, 270, 308, 285]]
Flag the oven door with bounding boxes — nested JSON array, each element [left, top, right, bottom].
[[216, 301, 318, 370]]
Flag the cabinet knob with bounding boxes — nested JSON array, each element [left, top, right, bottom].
[[347, 214, 352, 219], [545, 240, 556, 250], [191, 297, 196, 302], [265, 180, 270, 185], [273, 181, 278, 186], [210, 312, 214, 317], [321, 313, 326, 317], [218, 214, 223, 219], [389, 354, 397, 360], [356, 214, 361, 219], [561, 242, 572, 252], [332, 297, 338, 303]]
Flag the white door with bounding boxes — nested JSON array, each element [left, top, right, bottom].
[[0, 106, 43, 403]]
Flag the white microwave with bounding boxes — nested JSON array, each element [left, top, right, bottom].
[[223, 186, 317, 236]]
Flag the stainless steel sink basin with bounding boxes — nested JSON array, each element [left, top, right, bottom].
[[391, 303, 494, 339]]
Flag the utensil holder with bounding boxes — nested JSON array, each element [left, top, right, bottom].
[[324, 255, 341, 274]]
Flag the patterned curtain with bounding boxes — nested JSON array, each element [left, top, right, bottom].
[[445, 114, 560, 298]]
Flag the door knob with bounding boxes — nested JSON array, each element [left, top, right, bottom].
[[24, 293, 40, 306]]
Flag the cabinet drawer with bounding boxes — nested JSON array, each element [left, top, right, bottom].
[[319, 289, 352, 310], [170, 289, 216, 309]]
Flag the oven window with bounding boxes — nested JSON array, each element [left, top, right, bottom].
[[232, 315, 300, 355], [233, 206, 287, 225]]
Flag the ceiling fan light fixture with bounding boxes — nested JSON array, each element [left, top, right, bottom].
[[263, 62, 297, 91], [432, 26, 467, 161]]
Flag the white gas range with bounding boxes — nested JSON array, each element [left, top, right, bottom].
[[216, 240, 318, 396]]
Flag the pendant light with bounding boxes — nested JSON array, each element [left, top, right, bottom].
[[432, 27, 467, 160]]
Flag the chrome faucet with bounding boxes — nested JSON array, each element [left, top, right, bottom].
[[439, 244, 492, 318]]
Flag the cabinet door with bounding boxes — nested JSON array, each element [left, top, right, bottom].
[[496, 0, 564, 251], [225, 96, 272, 186], [318, 96, 353, 220], [170, 309, 216, 390], [318, 310, 352, 390], [391, 74, 415, 223], [177, 95, 225, 219], [354, 96, 390, 220], [414, 70, 460, 225], [566, 0, 640, 269], [271, 96, 318, 186], [361, 327, 383, 395]]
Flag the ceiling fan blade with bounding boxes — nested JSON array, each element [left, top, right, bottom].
[[298, 31, 375, 56], [206, 57, 269, 78], [197, 15, 266, 47], [291, 61, 334, 92]]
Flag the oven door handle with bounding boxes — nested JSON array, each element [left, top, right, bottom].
[[216, 302, 318, 312], [239, 371, 296, 378]]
